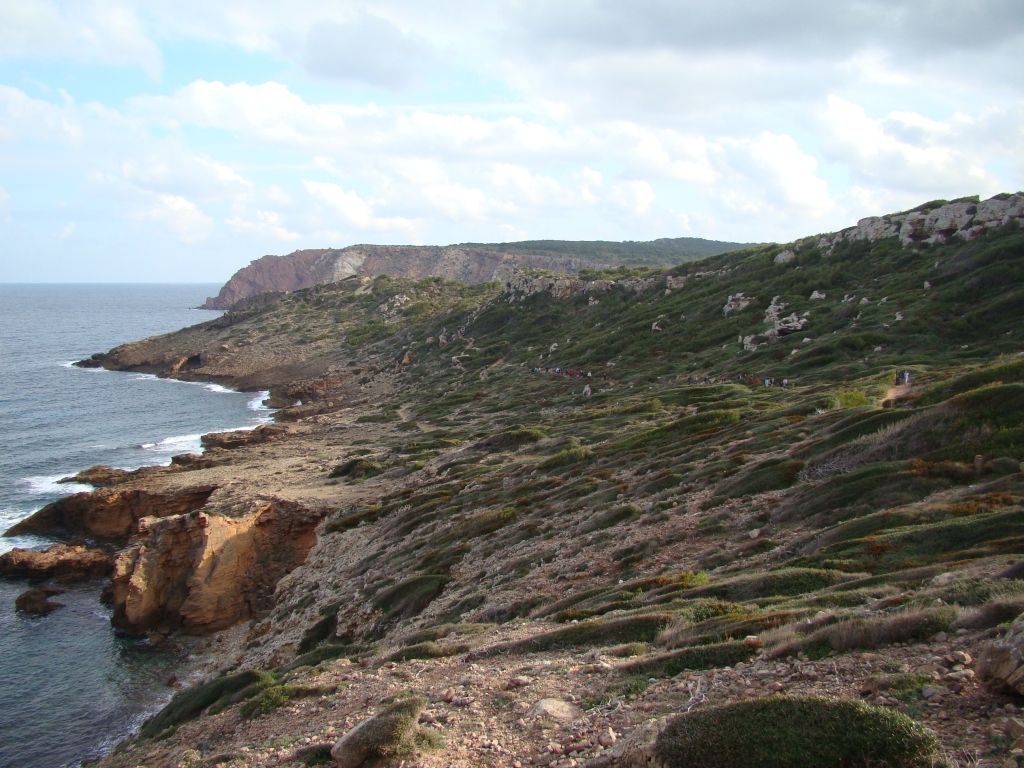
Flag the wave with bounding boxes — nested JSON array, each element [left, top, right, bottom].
[[20, 474, 94, 497], [248, 390, 273, 412], [139, 434, 202, 454]]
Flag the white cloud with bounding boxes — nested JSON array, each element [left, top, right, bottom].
[[121, 151, 251, 199], [303, 12, 434, 88], [609, 180, 656, 215], [304, 180, 421, 234], [0, 0, 162, 77], [820, 95, 1000, 195], [129, 194, 214, 242], [226, 209, 300, 240], [55, 222, 75, 238], [0, 186, 9, 211]]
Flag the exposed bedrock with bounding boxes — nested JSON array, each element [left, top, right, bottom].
[[3, 486, 217, 545], [0, 543, 113, 581], [200, 424, 286, 450], [109, 499, 327, 635]]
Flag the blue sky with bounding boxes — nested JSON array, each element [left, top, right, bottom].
[[0, 0, 1022, 282]]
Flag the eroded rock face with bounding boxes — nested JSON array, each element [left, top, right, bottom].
[[58, 464, 181, 488], [109, 499, 326, 635], [203, 246, 602, 310], [818, 194, 1024, 252], [978, 613, 1024, 693], [0, 543, 113, 582], [3, 486, 216, 545]]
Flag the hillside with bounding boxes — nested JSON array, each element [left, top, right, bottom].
[[14, 192, 1024, 767], [202, 236, 753, 310]]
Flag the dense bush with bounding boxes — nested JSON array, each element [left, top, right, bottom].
[[657, 695, 945, 768]]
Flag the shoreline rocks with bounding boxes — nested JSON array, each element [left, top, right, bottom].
[[0, 543, 113, 582], [15, 586, 66, 614]]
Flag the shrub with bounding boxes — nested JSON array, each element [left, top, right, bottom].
[[770, 606, 959, 658], [682, 569, 852, 602], [330, 696, 427, 765], [436, 507, 517, 544], [140, 670, 268, 738], [540, 445, 591, 470], [381, 641, 469, 663], [299, 612, 339, 654], [240, 685, 319, 719], [619, 641, 756, 678], [372, 575, 452, 620], [476, 427, 547, 450], [580, 504, 642, 533], [472, 613, 671, 657], [656, 695, 945, 768], [329, 458, 384, 480], [283, 643, 363, 672], [952, 599, 1024, 630]]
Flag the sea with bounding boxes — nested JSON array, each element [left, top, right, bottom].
[[0, 284, 274, 768]]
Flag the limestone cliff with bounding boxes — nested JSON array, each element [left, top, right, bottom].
[[4, 486, 216, 545], [109, 499, 326, 635]]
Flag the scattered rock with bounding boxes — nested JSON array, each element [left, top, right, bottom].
[[15, 587, 66, 614], [527, 699, 582, 722]]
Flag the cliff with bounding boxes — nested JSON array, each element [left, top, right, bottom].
[[203, 237, 752, 309]]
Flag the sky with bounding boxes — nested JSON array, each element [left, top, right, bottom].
[[0, 1, 1022, 282]]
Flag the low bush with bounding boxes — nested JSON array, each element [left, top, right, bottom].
[[472, 613, 671, 657], [952, 599, 1024, 630], [240, 684, 320, 719], [540, 445, 591, 470], [381, 641, 470, 663], [681, 568, 851, 602], [141, 669, 268, 738], [373, 575, 452, 620], [656, 695, 945, 768], [299, 612, 338, 654], [619, 641, 757, 678], [770, 606, 959, 659], [580, 504, 642, 533], [330, 696, 429, 764], [476, 427, 547, 450], [329, 458, 384, 480], [283, 643, 363, 672]]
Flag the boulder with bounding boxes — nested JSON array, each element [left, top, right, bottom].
[[527, 698, 582, 722], [15, 587, 66, 614], [0, 543, 113, 581], [977, 612, 1024, 694], [774, 249, 796, 264], [722, 293, 753, 315], [200, 424, 286, 450]]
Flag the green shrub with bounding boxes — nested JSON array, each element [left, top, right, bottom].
[[682, 569, 852, 602], [436, 507, 517, 544], [657, 695, 945, 768], [240, 684, 317, 719], [540, 445, 591, 470], [331, 696, 427, 764], [283, 643, 363, 672], [373, 575, 452, 620], [381, 641, 470, 663], [474, 613, 671, 657], [476, 427, 547, 449], [619, 641, 757, 678], [299, 612, 338, 654], [141, 670, 267, 738], [329, 458, 384, 480], [581, 504, 642, 533]]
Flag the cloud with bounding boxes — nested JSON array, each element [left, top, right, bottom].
[[304, 180, 421, 234], [0, 186, 9, 211], [0, 0, 162, 77], [820, 95, 1000, 195], [55, 222, 75, 238], [226, 208, 300, 240], [129, 194, 214, 242], [303, 12, 434, 89], [121, 151, 251, 199]]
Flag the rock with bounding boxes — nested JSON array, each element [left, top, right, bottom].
[[809, 290, 826, 300], [58, 464, 180, 488], [3, 485, 217, 545], [330, 696, 426, 768], [200, 424, 286, 450], [922, 685, 950, 699], [596, 728, 617, 748], [1005, 718, 1024, 741], [0, 543, 113, 582], [109, 498, 327, 635], [582, 719, 662, 768], [774, 250, 796, 264], [15, 587, 66, 614], [722, 293, 753, 315], [170, 453, 221, 470], [527, 698, 582, 722], [507, 676, 532, 688]]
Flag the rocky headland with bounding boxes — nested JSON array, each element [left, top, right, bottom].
[[6, 193, 1024, 768]]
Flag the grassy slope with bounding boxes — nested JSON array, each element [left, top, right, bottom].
[[127, 222, 1024, 751]]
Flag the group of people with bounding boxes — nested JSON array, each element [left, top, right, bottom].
[[895, 370, 913, 387], [739, 373, 789, 388]]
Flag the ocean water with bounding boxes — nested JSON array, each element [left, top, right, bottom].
[[0, 284, 273, 768]]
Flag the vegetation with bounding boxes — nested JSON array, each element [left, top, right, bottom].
[[656, 696, 945, 768]]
